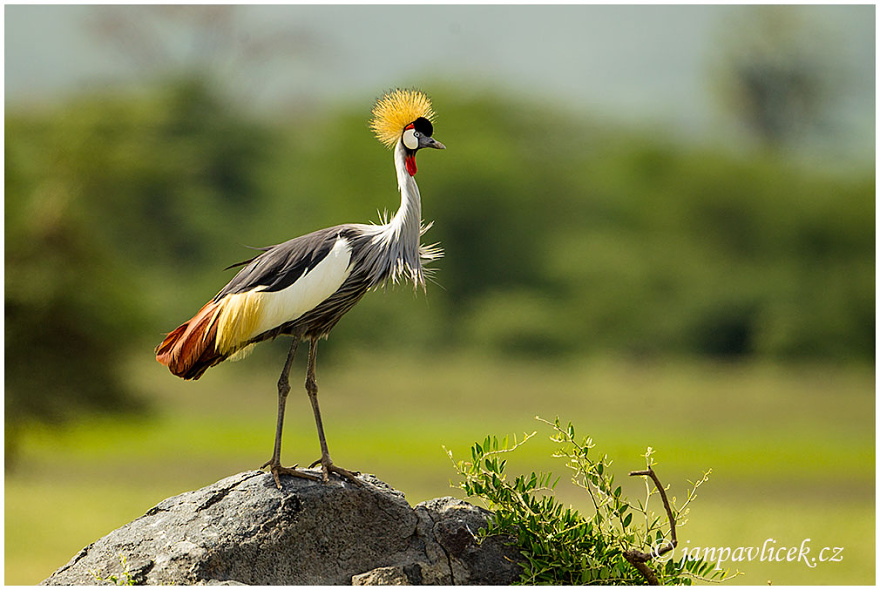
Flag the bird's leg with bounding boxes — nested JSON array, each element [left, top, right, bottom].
[[261, 336, 319, 488], [304, 336, 362, 486]]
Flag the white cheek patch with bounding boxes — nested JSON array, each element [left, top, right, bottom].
[[402, 127, 419, 150]]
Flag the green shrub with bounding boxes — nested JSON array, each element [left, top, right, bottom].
[[449, 417, 734, 585]]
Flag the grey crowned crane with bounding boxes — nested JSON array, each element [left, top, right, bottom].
[[156, 89, 444, 488]]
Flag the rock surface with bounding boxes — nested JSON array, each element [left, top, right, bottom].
[[41, 470, 522, 585]]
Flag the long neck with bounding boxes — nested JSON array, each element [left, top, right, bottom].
[[367, 140, 427, 287], [392, 140, 423, 243]]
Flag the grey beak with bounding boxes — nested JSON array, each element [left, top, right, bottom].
[[421, 135, 445, 150]]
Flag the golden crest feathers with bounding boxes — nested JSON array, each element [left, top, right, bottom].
[[370, 88, 435, 149]]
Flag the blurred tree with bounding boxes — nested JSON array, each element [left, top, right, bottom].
[[710, 7, 842, 148], [5, 138, 144, 467], [4, 77, 279, 465]]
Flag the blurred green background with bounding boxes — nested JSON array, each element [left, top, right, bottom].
[[5, 5, 874, 585]]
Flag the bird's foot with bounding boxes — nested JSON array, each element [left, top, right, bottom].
[[261, 459, 321, 489], [309, 457, 363, 486]]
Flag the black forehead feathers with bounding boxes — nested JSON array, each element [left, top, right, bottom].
[[412, 117, 434, 137]]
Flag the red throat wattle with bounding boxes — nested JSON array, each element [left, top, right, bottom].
[[405, 154, 417, 176]]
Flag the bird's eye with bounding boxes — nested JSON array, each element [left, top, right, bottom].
[[402, 127, 419, 150]]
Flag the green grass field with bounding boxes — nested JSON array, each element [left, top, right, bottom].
[[6, 350, 874, 585]]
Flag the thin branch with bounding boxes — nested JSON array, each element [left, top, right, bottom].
[[629, 468, 677, 554], [623, 467, 678, 585]]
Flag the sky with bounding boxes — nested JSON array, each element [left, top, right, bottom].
[[4, 4, 875, 161]]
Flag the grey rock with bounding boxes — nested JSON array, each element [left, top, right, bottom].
[[351, 565, 411, 585], [41, 470, 522, 585]]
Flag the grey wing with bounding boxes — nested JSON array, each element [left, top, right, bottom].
[[214, 225, 350, 301]]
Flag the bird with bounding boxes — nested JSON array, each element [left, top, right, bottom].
[[155, 88, 445, 488]]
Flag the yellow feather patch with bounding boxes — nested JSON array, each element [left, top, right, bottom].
[[370, 88, 436, 149], [215, 290, 267, 356]]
